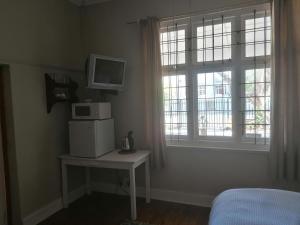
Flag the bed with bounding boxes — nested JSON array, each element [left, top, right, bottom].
[[209, 188, 300, 225]]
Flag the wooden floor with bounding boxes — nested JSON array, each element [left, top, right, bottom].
[[39, 192, 210, 225]]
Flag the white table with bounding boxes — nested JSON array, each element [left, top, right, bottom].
[[59, 150, 151, 220]]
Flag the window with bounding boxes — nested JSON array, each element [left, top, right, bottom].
[[244, 15, 271, 57], [160, 4, 272, 149], [160, 29, 186, 65], [197, 71, 232, 137], [163, 75, 188, 136], [197, 21, 232, 62], [241, 68, 271, 141]]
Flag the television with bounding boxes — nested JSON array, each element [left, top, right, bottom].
[[87, 54, 126, 90]]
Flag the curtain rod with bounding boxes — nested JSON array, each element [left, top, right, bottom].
[[126, 0, 270, 25]]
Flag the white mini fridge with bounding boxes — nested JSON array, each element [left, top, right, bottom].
[[69, 119, 115, 158]]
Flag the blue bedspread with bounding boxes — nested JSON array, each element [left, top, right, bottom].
[[209, 188, 300, 225]]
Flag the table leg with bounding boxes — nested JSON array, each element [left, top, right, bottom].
[[145, 157, 151, 203], [85, 167, 91, 195], [61, 161, 68, 208], [129, 167, 137, 220]]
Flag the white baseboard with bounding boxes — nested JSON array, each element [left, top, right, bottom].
[[22, 186, 85, 225], [22, 199, 62, 225], [91, 182, 215, 208], [22, 183, 214, 225]]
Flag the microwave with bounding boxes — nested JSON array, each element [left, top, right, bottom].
[[72, 102, 111, 120]]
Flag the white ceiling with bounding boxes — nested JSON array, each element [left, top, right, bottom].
[[69, 0, 111, 6]]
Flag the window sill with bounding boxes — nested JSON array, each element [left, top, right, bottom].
[[165, 141, 270, 154]]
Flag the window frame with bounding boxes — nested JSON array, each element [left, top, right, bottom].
[[160, 3, 272, 150]]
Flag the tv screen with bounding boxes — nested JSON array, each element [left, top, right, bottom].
[[87, 54, 126, 90]]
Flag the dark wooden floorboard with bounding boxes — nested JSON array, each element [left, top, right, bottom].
[[39, 192, 210, 225]]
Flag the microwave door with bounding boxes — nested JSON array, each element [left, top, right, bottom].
[[75, 106, 91, 117]]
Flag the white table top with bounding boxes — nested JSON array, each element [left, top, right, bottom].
[[60, 150, 151, 164]]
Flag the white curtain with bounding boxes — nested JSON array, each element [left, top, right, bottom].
[[140, 17, 166, 168], [270, 0, 300, 182]]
